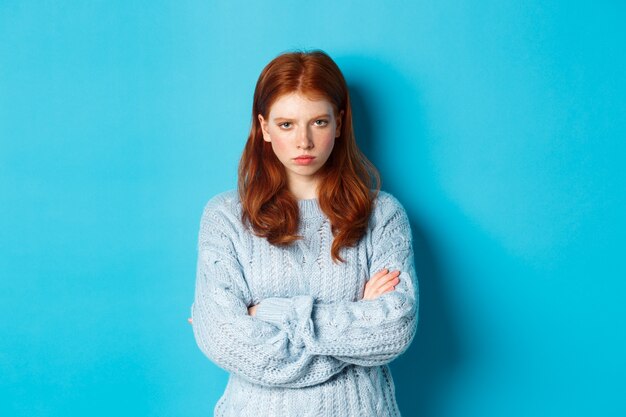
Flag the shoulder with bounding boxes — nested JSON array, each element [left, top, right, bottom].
[[371, 190, 409, 221], [373, 189, 404, 209], [202, 189, 240, 214], [199, 189, 243, 231], [368, 190, 411, 237]]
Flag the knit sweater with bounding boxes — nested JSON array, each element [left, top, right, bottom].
[[190, 189, 419, 417]]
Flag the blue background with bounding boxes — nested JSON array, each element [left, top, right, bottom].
[[1, 1, 625, 416]]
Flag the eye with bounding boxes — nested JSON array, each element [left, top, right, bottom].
[[314, 119, 329, 127], [278, 122, 292, 129]]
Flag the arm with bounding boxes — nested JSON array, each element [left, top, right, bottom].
[[190, 200, 350, 388], [255, 193, 419, 367]]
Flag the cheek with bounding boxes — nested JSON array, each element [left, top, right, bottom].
[[325, 139, 336, 154], [269, 134, 291, 156], [318, 133, 336, 153]]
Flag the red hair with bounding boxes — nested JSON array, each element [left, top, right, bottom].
[[238, 50, 381, 264]]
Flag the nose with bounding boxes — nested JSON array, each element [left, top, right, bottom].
[[297, 126, 313, 150]]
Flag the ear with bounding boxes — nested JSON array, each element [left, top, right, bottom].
[[335, 110, 344, 138], [258, 114, 271, 142]]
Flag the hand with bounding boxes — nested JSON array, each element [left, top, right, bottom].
[[248, 304, 258, 317], [362, 268, 400, 301]]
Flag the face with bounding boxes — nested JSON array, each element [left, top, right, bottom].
[[258, 92, 343, 196]]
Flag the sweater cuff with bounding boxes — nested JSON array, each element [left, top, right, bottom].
[[255, 297, 293, 327]]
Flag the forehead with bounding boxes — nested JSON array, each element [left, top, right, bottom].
[[268, 92, 334, 118]]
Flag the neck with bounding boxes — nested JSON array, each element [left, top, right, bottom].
[[287, 176, 319, 200]]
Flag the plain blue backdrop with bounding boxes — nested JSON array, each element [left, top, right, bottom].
[[1, 1, 625, 416]]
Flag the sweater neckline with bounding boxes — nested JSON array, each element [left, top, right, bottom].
[[297, 198, 324, 219]]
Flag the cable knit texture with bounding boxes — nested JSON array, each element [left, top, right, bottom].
[[191, 189, 419, 417]]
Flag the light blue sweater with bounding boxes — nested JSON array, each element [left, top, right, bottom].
[[191, 189, 419, 417]]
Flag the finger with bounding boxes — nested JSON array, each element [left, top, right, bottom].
[[367, 269, 392, 289], [188, 318, 193, 324], [364, 269, 398, 299], [370, 270, 400, 292], [369, 268, 389, 282], [378, 275, 400, 294]]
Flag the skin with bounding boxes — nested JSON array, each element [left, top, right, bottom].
[[258, 92, 342, 200], [187, 92, 400, 324]]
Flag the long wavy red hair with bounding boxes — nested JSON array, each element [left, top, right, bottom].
[[238, 50, 381, 264]]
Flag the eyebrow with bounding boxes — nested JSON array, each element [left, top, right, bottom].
[[273, 114, 331, 121]]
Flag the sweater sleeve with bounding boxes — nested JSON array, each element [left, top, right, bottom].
[[254, 193, 419, 367], [190, 199, 350, 388]]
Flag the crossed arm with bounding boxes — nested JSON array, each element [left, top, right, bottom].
[[189, 195, 418, 388], [191, 267, 399, 319]]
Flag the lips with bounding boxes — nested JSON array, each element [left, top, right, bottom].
[[293, 155, 316, 165]]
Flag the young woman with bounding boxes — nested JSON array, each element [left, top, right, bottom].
[[190, 50, 418, 417]]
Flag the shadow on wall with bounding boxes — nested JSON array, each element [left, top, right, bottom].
[[340, 54, 465, 417]]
